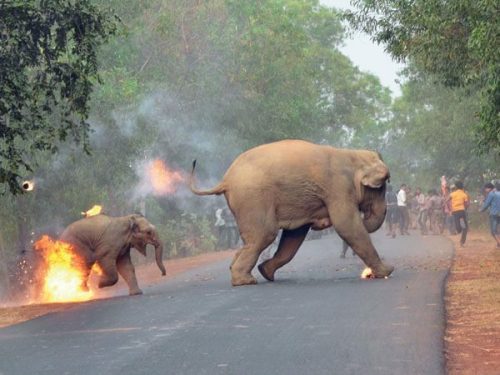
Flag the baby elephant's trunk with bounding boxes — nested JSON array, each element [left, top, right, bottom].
[[155, 242, 166, 275]]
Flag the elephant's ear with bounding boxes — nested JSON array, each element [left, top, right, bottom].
[[354, 170, 365, 203], [360, 163, 389, 189], [355, 163, 390, 202], [128, 215, 140, 233]]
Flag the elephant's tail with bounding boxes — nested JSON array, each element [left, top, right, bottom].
[[190, 160, 226, 196]]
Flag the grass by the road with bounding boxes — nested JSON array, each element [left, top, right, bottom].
[[445, 230, 500, 375]]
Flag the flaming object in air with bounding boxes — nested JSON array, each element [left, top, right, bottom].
[[33, 235, 93, 303], [22, 179, 35, 191], [147, 159, 184, 195], [82, 205, 103, 217]]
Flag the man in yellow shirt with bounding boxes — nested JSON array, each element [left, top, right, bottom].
[[448, 181, 470, 246]]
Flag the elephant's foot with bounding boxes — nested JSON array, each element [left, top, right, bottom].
[[129, 288, 143, 296], [371, 263, 394, 278], [258, 260, 275, 282], [231, 273, 258, 286]]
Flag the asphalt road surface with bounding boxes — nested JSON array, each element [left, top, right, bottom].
[[0, 230, 453, 375]]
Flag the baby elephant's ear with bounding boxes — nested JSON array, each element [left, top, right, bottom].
[[129, 215, 139, 232]]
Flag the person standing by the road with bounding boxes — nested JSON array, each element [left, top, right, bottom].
[[480, 181, 500, 248], [428, 189, 444, 235], [397, 184, 410, 235], [415, 188, 428, 235], [340, 239, 356, 258], [443, 186, 456, 235], [385, 184, 398, 238], [448, 181, 470, 247], [410, 187, 424, 230], [214, 207, 226, 250], [224, 208, 240, 249], [418, 191, 431, 235]]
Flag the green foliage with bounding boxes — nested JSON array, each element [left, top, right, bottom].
[[158, 215, 217, 258], [0, 0, 117, 194], [346, 0, 500, 154], [0, 0, 396, 264], [384, 70, 498, 188]]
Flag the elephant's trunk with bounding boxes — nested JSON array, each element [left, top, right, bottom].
[[155, 242, 166, 276], [361, 185, 387, 233]]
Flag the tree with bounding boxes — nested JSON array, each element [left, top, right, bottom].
[[345, 0, 500, 154], [0, 0, 117, 194], [0, 0, 396, 263], [383, 70, 497, 188]]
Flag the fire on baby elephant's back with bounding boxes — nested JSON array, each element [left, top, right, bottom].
[[190, 139, 393, 286]]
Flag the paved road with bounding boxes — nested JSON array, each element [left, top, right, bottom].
[[0, 231, 453, 375]]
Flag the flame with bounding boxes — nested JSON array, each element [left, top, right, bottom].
[[361, 267, 374, 279], [82, 205, 102, 217], [91, 262, 103, 276], [33, 235, 93, 303], [22, 180, 35, 191], [147, 159, 184, 195]]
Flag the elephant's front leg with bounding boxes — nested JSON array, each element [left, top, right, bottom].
[[258, 224, 310, 281], [117, 251, 142, 295], [330, 203, 394, 277]]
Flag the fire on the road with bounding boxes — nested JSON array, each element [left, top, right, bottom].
[[361, 267, 374, 279], [33, 235, 94, 303], [360, 267, 389, 279]]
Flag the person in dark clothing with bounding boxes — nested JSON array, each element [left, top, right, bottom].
[[224, 208, 240, 248], [480, 181, 500, 248], [385, 184, 398, 238]]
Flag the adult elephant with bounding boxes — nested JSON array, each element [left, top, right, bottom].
[[190, 139, 393, 286], [60, 214, 166, 295]]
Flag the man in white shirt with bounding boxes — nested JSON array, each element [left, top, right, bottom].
[[215, 207, 226, 249], [397, 184, 410, 235]]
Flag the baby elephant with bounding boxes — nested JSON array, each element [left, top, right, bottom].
[[60, 214, 166, 295]]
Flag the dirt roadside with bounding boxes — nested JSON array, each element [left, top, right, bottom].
[[444, 231, 500, 375], [0, 249, 235, 329]]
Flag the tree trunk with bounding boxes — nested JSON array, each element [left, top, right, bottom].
[[0, 231, 10, 300]]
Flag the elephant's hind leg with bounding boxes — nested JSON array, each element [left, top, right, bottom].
[[258, 224, 310, 281], [231, 236, 276, 286], [96, 255, 119, 289], [230, 222, 278, 286], [117, 252, 142, 295], [75, 248, 95, 292], [227, 196, 279, 286]]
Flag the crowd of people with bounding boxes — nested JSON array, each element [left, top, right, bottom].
[[385, 180, 500, 248], [211, 179, 500, 252]]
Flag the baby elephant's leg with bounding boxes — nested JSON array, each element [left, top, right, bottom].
[[117, 252, 142, 295]]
